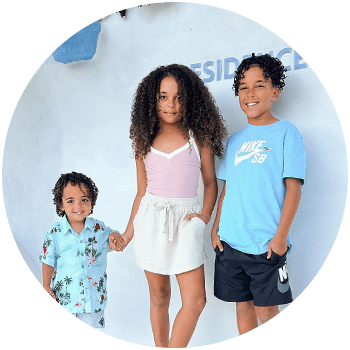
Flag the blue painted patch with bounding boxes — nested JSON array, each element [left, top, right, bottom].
[[53, 21, 101, 63]]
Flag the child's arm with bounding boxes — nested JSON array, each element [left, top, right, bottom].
[[185, 145, 218, 223], [267, 177, 302, 258], [42, 263, 58, 301], [211, 182, 225, 252], [121, 156, 147, 245]]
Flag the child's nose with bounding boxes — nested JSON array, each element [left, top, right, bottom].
[[168, 99, 176, 107], [247, 88, 255, 96]]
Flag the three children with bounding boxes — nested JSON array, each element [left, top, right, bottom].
[[40, 54, 306, 344]]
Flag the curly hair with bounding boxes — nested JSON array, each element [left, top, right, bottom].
[[233, 54, 287, 96], [52, 171, 99, 217], [130, 63, 227, 158]]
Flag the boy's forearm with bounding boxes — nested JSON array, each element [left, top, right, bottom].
[[211, 182, 226, 236], [42, 263, 54, 288], [274, 178, 302, 241]]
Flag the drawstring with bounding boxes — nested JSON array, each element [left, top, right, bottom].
[[153, 203, 177, 241]]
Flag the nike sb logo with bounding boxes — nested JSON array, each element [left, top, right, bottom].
[[234, 140, 272, 166], [277, 262, 290, 294]]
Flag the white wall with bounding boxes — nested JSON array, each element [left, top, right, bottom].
[[2, 1, 348, 348]]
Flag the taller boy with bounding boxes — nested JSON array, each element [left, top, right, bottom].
[[211, 54, 306, 334]]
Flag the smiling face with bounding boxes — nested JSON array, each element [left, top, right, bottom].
[[238, 66, 280, 125], [157, 75, 182, 125], [60, 182, 92, 227]]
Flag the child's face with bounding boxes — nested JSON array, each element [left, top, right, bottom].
[[60, 182, 92, 225], [157, 76, 182, 125], [238, 66, 280, 125]]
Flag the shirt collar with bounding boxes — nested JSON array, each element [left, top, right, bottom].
[[60, 216, 94, 235]]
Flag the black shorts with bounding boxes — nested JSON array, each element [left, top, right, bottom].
[[214, 241, 293, 307]]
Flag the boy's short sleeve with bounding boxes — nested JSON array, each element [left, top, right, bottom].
[[283, 127, 307, 184], [39, 228, 56, 267], [217, 140, 229, 181]]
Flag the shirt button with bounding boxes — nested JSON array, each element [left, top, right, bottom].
[[80, 240, 83, 243], [81, 253, 84, 256]]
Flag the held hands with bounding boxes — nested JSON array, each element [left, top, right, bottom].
[[109, 231, 126, 252], [109, 231, 134, 252]]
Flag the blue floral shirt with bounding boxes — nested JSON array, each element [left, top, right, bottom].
[[39, 216, 113, 313]]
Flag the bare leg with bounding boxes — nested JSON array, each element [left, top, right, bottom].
[[255, 305, 279, 324], [236, 301, 258, 335], [168, 265, 206, 348], [144, 271, 171, 347]]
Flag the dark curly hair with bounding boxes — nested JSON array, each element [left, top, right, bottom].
[[52, 171, 99, 217], [130, 63, 227, 159], [233, 54, 287, 96]]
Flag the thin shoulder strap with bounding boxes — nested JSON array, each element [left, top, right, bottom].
[[189, 133, 201, 160]]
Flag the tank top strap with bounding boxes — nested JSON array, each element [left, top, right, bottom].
[[189, 133, 201, 161]]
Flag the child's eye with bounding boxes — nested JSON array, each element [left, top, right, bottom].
[[159, 95, 166, 100], [239, 87, 247, 91], [67, 200, 74, 204], [82, 198, 89, 203]]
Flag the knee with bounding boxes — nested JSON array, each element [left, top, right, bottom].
[[150, 286, 171, 309], [195, 294, 207, 312], [185, 294, 206, 314], [255, 306, 279, 324]]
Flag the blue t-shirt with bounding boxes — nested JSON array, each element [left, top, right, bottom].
[[217, 119, 306, 255]]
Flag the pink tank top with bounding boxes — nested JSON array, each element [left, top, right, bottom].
[[145, 137, 201, 198]]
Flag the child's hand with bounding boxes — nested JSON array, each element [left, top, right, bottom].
[[267, 236, 287, 259], [211, 232, 224, 252], [109, 231, 126, 251], [184, 212, 210, 225], [44, 285, 59, 302], [120, 232, 133, 247]]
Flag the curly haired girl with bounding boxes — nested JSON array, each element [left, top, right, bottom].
[[121, 63, 227, 347]]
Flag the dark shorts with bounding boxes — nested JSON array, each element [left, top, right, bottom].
[[214, 241, 293, 307]]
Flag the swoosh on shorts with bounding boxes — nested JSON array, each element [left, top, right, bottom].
[[277, 278, 290, 294]]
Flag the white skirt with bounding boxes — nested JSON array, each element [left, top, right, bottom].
[[133, 192, 207, 275]]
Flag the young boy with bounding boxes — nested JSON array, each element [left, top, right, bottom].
[[211, 54, 306, 334], [39, 171, 124, 328]]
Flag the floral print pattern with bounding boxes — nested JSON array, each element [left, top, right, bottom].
[[39, 216, 113, 314]]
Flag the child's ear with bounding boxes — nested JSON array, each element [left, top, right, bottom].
[[272, 87, 280, 101]]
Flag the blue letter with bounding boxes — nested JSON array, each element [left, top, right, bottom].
[[217, 59, 222, 81], [224, 57, 240, 80], [203, 61, 215, 82], [190, 63, 201, 76], [294, 51, 308, 70], [276, 47, 292, 71]]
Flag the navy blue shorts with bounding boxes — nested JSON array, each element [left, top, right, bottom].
[[214, 241, 292, 307]]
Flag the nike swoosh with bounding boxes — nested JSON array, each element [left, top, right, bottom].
[[277, 278, 290, 294], [234, 148, 263, 166]]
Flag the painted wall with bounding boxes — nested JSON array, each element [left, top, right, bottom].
[[2, 2, 348, 348]]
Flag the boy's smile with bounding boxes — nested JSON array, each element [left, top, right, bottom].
[[238, 66, 280, 125], [60, 183, 92, 228]]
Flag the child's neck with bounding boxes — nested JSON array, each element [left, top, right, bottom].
[[159, 121, 182, 134], [67, 218, 86, 234], [247, 115, 279, 126]]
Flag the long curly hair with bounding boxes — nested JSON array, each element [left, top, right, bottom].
[[233, 54, 287, 96], [130, 64, 227, 159], [52, 171, 99, 217]]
